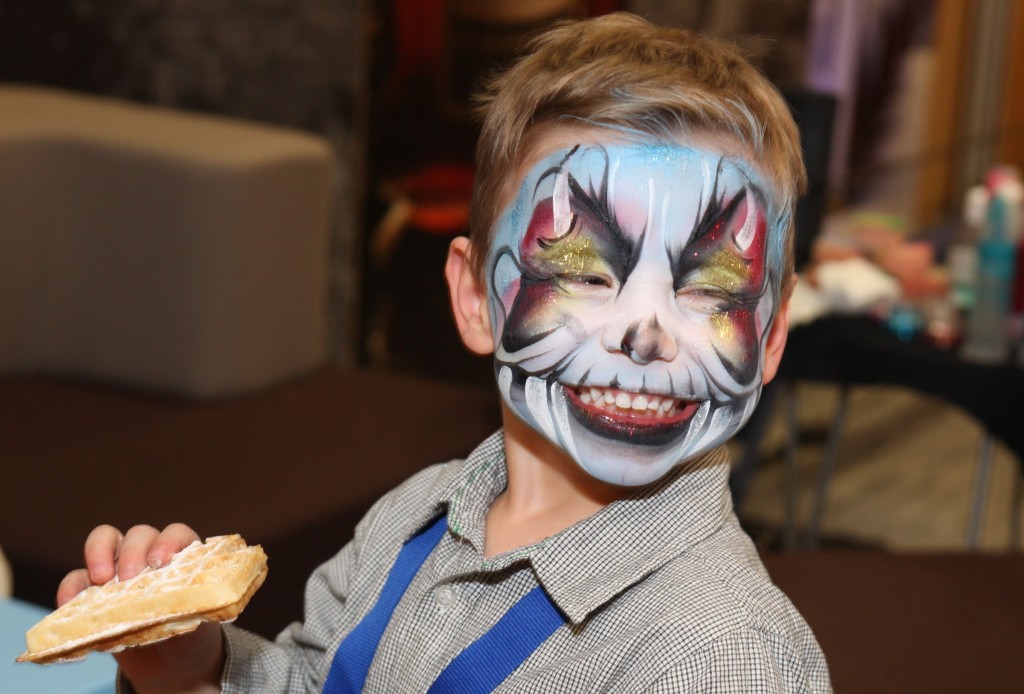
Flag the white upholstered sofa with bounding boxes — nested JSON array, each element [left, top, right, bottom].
[[0, 85, 336, 398]]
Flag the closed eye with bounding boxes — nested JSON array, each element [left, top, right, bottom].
[[558, 273, 615, 292], [676, 285, 746, 311]]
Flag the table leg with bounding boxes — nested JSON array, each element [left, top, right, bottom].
[[967, 434, 995, 549]]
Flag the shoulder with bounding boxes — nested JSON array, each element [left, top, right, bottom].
[[645, 625, 832, 693], [667, 521, 819, 642], [613, 520, 830, 689]]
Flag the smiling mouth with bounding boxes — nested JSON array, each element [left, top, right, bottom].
[[564, 385, 700, 445]]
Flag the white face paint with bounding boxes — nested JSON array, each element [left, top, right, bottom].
[[487, 142, 782, 486]]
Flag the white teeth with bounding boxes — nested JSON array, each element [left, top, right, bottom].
[[576, 386, 683, 417]]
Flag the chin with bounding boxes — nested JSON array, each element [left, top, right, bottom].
[[564, 400, 735, 486], [498, 367, 751, 487]]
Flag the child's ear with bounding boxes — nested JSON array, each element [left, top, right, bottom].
[[445, 236, 495, 356], [761, 276, 794, 385]]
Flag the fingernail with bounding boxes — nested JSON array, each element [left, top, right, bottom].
[[90, 562, 109, 582], [148, 553, 166, 569]]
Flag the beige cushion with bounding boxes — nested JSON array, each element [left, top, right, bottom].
[[0, 544, 10, 598], [0, 85, 335, 398]]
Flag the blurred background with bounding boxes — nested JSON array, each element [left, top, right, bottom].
[[2, 0, 1017, 363], [2, 2, 1023, 690], [2, 0, 1023, 549], [3, 0, 1024, 539]]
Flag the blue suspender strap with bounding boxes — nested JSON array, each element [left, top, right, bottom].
[[322, 512, 568, 694], [322, 514, 448, 694], [427, 584, 566, 694]]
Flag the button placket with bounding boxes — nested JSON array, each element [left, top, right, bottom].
[[432, 532, 477, 578], [428, 535, 467, 614]]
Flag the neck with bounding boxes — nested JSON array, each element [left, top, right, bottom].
[[484, 403, 628, 558]]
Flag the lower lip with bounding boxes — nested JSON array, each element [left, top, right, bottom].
[[563, 387, 700, 443]]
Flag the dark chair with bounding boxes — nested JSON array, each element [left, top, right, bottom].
[[731, 89, 1024, 550], [771, 315, 1024, 549]]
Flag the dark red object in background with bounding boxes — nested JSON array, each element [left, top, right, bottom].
[[389, 0, 621, 84]]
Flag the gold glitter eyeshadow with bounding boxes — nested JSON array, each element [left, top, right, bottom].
[[533, 236, 603, 275], [710, 312, 734, 341], [696, 250, 749, 292]]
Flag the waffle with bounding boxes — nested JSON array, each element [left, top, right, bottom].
[[17, 534, 268, 664]]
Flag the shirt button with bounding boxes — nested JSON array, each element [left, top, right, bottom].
[[435, 586, 455, 607]]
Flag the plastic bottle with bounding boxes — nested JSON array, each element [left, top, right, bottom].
[[947, 186, 986, 315], [961, 183, 1021, 364], [1013, 203, 1024, 366]]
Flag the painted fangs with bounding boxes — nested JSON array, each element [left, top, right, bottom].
[[575, 385, 681, 417]]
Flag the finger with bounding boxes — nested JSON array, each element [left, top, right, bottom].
[[83, 524, 125, 585], [56, 568, 91, 607], [117, 524, 160, 581], [147, 523, 201, 569]]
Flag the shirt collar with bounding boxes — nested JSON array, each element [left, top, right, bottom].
[[531, 447, 733, 623], [441, 429, 508, 550], [435, 431, 734, 625]]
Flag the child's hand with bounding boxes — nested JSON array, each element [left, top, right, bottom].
[[59, 523, 200, 600], [57, 523, 225, 693]]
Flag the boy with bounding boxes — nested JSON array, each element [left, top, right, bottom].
[[59, 13, 830, 692]]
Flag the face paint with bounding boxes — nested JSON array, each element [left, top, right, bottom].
[[488, 142, 781, 486]]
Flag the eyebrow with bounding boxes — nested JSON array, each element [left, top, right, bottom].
[[669, 152, 756, 287], [560, 156, 644, 287], [692, 158, 729, 243], [532, 144, 581, 199], [670, 189, 749, 288]]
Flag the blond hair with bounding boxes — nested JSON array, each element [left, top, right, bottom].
[[469, 12, 806, 294]]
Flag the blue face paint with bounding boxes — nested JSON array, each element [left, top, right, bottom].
[[487, 142, 783, 485]]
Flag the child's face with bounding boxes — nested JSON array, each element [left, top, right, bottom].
[[486, 135, 783, 485]]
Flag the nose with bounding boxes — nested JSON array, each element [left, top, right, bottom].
[[606, 315, 679, 365]]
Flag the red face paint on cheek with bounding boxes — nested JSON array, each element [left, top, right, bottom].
[[707, 306, 761, 383], [710, 195, 768, 297], [520, 198, 556, 267], [741, 211, 769, 292]]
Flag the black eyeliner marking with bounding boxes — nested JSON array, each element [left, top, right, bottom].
[[566, 169, 643, 286], [489, 245, 522, 329], [672, 188, 749, 291], [550, 352, 581, 380], [501, 324, 561, 354], [692, 158, 727, 242], [712, 343, 744, 382], [529, 144, 646, 288], [578, 366, 592, 386], [709, 344, 757, 394], [533, 144, 582, 197], [537, 213, 579, 249]]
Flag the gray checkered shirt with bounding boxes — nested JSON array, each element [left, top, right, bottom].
[[219, 430, 831, 692]]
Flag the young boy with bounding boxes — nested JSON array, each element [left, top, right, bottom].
[[59, 12, 830, 692]]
